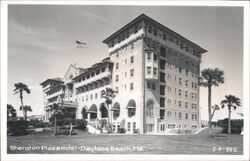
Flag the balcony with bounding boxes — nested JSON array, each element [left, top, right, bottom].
[[46, 89, 64, 100], [75, 72, 111, 89]]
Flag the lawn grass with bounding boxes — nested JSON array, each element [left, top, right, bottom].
[[7, 127, 243, 154]]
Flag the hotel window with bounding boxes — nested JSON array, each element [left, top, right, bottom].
[[152, 83, 156, 90], [124, 72, 127, 77], [168, 99, 171, 103], [86, 74, 90, 79], [101, 67, 105, 72], [131, 43, 134, 50], [185, 102, 188, 108], [133, 122, 136, 132], [178, 89, 182, 96], [186, 69, 188, 76], [153, 67, 157, 77], [115, 87, 118, 93], [121, 34, 125, 41], [147, 66, 151, 74], [124, 84, 127, 90], [179, 67, 182, 74], [116, 63, 119, 69], [146, 100, 154, 117], [195, 114, 197, 120], [147, 52, 151, 61], [153, 53, 158, 62], [90, 94, 93, 100], [160, 47, 166, 58], [153, 29, 157, 36], [195, 83, 197, 89], [160, 72, 165, 83], [192, 114, 194, 120], [191, 103, 194, 109], [163, 34, 166, 41], [167, 86, 171, 93], [115, 75, 119, 82], [179, 101, 182, 108], [130, 69, 134, 77], [160, 85, 165, 95], [195, 93, 197, 99], [82, 97, 84, 102], [160, 59, 166, 70], [148, 26, 152, 33], [192, 93, 194, 99], [160, 110, 165, 119], [96, 69, 100, 75], [179, 78, 182, 86], [128, 109, 135, 117], [185, 91, 188, 98], [127, 122, 131, 131], [185, 80, 188, 87], [86, 95, 88, 101], [160, 97, 165, 107], [125, 59, 127, 63], [179, 112, 182, 119], [134, 26, 138, 34], [185, 113, 188, 119], [130, 83, 134, 90], [192, 82, 194, 88], [168, 124, 175, 129], [147, 81, 151, 89], [130, 56, 134, 63], [95, 93, 98, 99]]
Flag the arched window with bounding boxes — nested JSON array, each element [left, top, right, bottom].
[[126, 99, 136, 117], [111, 102, 120, 120], [146, 100, 154, 117], [99, 103, 108, 118], [81, 106, 87, 119]]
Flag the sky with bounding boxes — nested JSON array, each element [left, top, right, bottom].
[[7, 5, 244, 121]]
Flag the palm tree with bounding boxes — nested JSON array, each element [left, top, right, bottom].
[[199, 68, 224, 137], [20, 105, 32, 120], [101, 87, 117, 132], [221, 95, 241, 134], [7, 104, 17, 119], [13, 82, 31, 121], [50, 103, 63, 136]]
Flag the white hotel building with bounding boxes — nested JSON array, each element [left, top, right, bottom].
[[40, 14, 207, 134]]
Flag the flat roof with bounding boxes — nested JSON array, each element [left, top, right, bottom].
[[103, 14, 207, 54]]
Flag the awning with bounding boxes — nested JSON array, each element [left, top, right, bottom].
[[87, 104, 97, 113], [126, 99, 136, 109], [111, 102, 120, 111]]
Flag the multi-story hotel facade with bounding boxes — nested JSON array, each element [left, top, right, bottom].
[[40, 14, 207, 134]]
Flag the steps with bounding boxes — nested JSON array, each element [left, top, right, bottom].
[[86, 123, 101, 134]]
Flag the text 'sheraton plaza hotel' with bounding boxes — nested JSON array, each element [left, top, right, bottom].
[[40, 14, 207, 134]]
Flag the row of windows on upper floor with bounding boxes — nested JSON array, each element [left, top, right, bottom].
[[166, 111, 198, 120], [108, 24, 201, 59], [146, 81, 198, 100], [115, 56, 134, 70], [147, 26, 200, 58], [75, 65, 112, 84], [76, 79, 110, 94], [167, 99, 199, 110], [146, 105, 198, 120], [78, 83, 135, 103]]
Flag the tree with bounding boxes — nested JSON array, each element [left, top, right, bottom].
[[221, 95, 241, 134], [7, 104, 17, 119], [49, 103, 63, 136], [101, 87, 117, 132], [211, 104, 220, 121], [13, 82, 31, 121], [199, 68, 224, 137], [20, 105, 32, 120]]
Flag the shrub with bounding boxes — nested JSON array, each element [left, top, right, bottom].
[[7, 120, 29, 136], [29, 120, 49, 128], [118, 128, 126, 133], [218, 118, 243, 134], [74, 119, 87, 130]]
